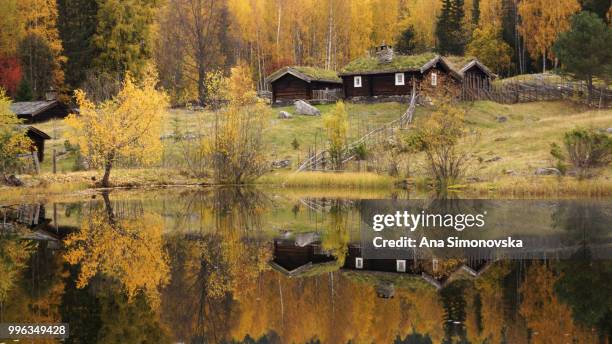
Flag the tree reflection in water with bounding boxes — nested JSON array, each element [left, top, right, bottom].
[[0, 192, 609, 343]]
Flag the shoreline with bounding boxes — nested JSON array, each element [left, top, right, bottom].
[[2, 169, 611, 202]]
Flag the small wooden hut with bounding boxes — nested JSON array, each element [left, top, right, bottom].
[[24, 126, 51, 163], [10, 90, 70, 123], [266, 66, 343, 104]]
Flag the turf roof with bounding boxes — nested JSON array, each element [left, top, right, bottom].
[[444, 55, 477, 72], [291, 66, 342, 82], [339, 52, 437, 75]]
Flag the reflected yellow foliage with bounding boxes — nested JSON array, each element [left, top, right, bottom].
[[63, 204, 170, 307], [0, 238, 32, 301], [520, 263, 598, 344]]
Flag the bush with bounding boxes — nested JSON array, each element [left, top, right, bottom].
[[407, 102, 478, 188], [551, 128, 611, 178]]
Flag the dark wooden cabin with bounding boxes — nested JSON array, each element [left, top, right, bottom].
[[11, 95, 70, 124], [266, 66, 343, 105], [24, 126, 51, 162], [269, 236, 495, 289], [339, 45, 494, 100]]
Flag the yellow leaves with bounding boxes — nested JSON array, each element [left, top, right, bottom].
[[228, 62, 259, 107], [18, 0, 66, 85], [519, 263, 595, 344], [65, 70, 169, 179], [0, 90, 31, 173], [323, 100, 348, 152], [518, 0, 580, 61], [0, 238, 33, 301], [63, 207, 170, 308], [201, 63, 269, 184], [467, 26, 512, 74]]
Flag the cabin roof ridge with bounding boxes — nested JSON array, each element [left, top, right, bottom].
[[266, 65, 341, 84]]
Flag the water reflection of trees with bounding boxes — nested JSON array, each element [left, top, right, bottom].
[[63, 192, 170, 307], [2, 193, 611, 343], [161, 187, 272, 343]]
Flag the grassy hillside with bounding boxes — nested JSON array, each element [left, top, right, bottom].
[[29, 100, 612, 194], [421, 101, 612, 179]]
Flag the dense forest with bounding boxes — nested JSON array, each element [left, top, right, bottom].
[[0, 0, 610, 105]]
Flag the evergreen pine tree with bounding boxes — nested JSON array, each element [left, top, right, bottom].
[[15, 79, 33, 101], [436, 0, 467, 55], [472, 0, 480, 26], [580, 0, 611, 24], [57, 0, 99, 88], [93, 0, 159, 79], [450, 0, 467, 54], [436, 0, 454, 54], [396, 26, 419, 54]]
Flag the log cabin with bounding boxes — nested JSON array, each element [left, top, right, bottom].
[[269, 234, 494, 289], [10, 89, 71, 123], [266, 66, 343, 105], [339, 45, 495, 100], [23, 126, 51, 163]]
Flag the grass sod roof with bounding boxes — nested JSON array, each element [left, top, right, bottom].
[[443, 55, 477, 72], [291, 66, 342, 83], [266, 66, 342, 84], [339, 52, 437, 75]]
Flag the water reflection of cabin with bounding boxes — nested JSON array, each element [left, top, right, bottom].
[[0, 204, 76, 247], [270, 235, 493, 289]]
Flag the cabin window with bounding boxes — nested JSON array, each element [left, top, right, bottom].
[[432, 258, 439, 272], [354, 76, 362, 88], [396, 260, 406, 272], [395, 73, 405, 86], [355, 257, 363, 269], [431, 72, 438, 86]]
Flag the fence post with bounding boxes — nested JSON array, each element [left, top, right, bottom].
[[52, 149, 57, 174], [32, 152, 40, 175]]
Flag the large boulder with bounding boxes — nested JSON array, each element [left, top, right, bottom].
[[294, 100, 321, 116], [495, 115, 508, 123], [278, 111, 293, 119], [272, 159, 291, 169]]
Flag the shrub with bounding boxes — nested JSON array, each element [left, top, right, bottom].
[[407, 102, 478, 188], [323, 101, 348, 170], [0, 89, 31, 179], [551, 128, 611, 177], [291, 137, 300, 150]]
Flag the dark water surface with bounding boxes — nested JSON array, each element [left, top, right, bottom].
[[0, 188, 611, 344]]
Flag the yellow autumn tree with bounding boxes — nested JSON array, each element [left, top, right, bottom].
[[518, 0, 580, 72], [323, 100, 348, 170], [0, 89, 31, 179], [519, 263, 598, 343], [205, 62, 268, 184], [18, 0, 66, 89], [467, 26, 512, 74], [0, 0, 23, 56], [65, 68, 169, 187], [63, 197, 170, 308]]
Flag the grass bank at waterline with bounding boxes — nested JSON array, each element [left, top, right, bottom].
[[258, 171, 397, 189]]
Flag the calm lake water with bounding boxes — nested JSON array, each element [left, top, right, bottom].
[[0, 188, 610, 344]]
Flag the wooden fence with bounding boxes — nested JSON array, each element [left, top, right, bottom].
[[461, 73, 612, 108], [312, 89, 343, 102], [296, 85, 417, 172]]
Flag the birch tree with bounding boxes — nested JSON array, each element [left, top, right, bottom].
[[518, 0, 580, 72], [65, 69, 168, 187]]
